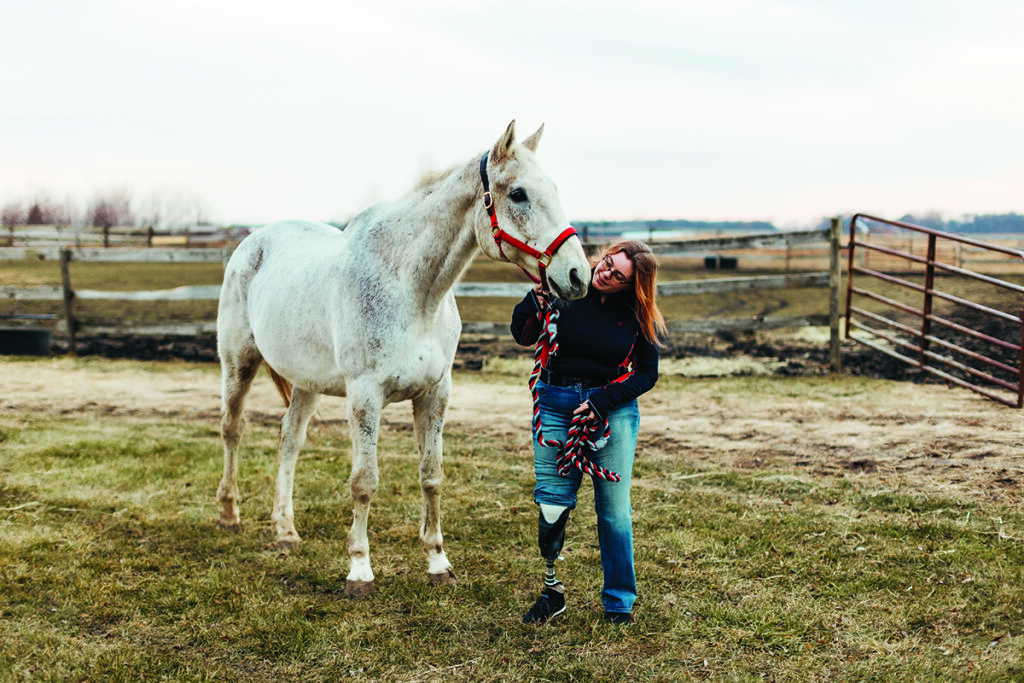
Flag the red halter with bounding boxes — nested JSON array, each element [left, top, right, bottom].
[[479, 152, 579, 291]]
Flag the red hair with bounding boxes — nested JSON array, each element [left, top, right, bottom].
[[597, 240, 667, 345]]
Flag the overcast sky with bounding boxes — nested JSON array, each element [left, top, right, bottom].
[[2, 0, 1022, 228]]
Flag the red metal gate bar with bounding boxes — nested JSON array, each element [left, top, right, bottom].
[[850, 288, 926, 317], [1019, 306, 1024, 408], [921, 235, 937, 367], [928, 313, 1023, 352], [924, 331, 1021, 378], [853, 316, 1024, 407], [852, 266, 1020, 324], [850, 266, 926, 291], [930, 262, 1024, 291], [926, 290, 1021, 324], [846, 213, 1024, 408], [856, 241, 932, 264], [850, 307, 923, 338], [921, 347, 1020, 391], [925, 339, 1019, 385], [852, 215, 1024, 258], [923, 363, 1022, 408], [847, 311, 1019, 385], [849, 321, 922, 356]]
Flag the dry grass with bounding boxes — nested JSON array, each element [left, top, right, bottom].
[[2, 357, 1023, 681]]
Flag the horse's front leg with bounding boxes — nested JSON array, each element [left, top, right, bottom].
[[271, 386, 321, 552], [345, 386, 384, 597], [413, 374, 456, 586]]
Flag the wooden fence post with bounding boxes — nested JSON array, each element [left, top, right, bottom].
[[59, 248, 77, 357], [829, 216, 842, 374]]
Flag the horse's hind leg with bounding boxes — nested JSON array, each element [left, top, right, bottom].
[[413, 374, 456, 586], [217, 347, 262, 530], [271, 386, 321, 552]]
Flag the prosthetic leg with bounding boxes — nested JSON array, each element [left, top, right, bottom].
[[523, 503, 571, 623], [538, 503, 571, 588]]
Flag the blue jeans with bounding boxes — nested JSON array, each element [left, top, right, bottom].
[[531, 379, 641, 614]]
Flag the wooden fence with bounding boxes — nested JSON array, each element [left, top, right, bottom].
[[1, 224, 237, 249], [1, 223, 844, 370]]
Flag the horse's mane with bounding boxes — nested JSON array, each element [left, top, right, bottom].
[[413, 145, 524, 192], [414, 163, 459, 190]]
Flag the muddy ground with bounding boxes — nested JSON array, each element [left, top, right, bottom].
[[51, 328, 916, 379], [8, 327, 1022, 508], [49, 305, 1019, 383]]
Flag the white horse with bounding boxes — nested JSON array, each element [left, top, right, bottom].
[[215, 121, 589, 597]]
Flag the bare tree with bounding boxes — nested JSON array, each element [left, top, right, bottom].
[[19, 193, 76, 225], [46, 197, 75, 226], [88, 189, 134, 228], [1, 201, 23, 228], [138, 189, 211, 229]]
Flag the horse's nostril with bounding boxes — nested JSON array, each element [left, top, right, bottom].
[[569, 268, 584, 290]]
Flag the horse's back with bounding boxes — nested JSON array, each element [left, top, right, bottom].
[[228, 220, 345, 270], [218, 214, 459, 399], [219, 221, 345, 355], [225, 221, 350, 298]]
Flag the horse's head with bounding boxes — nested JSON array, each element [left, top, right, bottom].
[[476, 121, 589, 300]]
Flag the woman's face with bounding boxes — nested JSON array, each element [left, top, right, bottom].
[[592, 252, 634, 294]]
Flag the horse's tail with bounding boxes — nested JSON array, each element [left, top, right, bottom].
[[262, 361, 330, 437], [264, 361, 292, 407]]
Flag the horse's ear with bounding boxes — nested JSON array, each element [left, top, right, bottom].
[[521, 124, 544, 153], [492, 120, 517, 162]]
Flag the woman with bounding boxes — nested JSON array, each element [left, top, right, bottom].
[[510, 240, 666, 625]]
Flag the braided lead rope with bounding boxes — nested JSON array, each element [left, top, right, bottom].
[[528, 302, 622, 482]]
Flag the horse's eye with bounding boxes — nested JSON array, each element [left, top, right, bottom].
[[509, 188, 528, 203]]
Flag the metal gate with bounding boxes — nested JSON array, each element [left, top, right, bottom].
[[845, 213, 1024, 408]]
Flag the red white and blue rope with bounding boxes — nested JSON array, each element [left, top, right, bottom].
[[528, 301, 629, 482]]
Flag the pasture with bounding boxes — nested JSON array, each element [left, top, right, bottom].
[[2, 354, 1023, 681]]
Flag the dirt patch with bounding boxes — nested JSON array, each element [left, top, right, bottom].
[[43, 329, 940, 382], [50, 334, 222, 364], [5, 327, 1022, 507], [16, 307, 1024, 507]]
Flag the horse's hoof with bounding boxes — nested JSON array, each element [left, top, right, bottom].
[[345, 580, 376, 598], [428, 568, 458, 586], [271, 536, 302, 554], [216, 517, 241, 532]]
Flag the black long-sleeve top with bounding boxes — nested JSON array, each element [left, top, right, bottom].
[[510, 283, 659, 420]]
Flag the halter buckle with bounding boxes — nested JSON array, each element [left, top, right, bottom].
[[482, 191, 493, 211], [537, 252, 552, 267]]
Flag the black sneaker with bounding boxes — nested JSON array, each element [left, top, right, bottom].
[[522, 586, 566, 624], [604, 611, 632, 625]]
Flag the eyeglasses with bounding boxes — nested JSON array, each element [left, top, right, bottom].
[[600, 254, 632, 286]]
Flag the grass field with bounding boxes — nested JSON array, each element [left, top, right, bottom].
[[2, 357, 1023, 681]]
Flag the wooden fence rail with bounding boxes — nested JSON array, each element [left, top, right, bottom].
[[2, 224, 234, 249], [0, 247, 229, 263], [1, 224, 843, 369]]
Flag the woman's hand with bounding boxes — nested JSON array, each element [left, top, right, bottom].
[[533, 284, 549, 307], [573, 401, 598, 424]]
